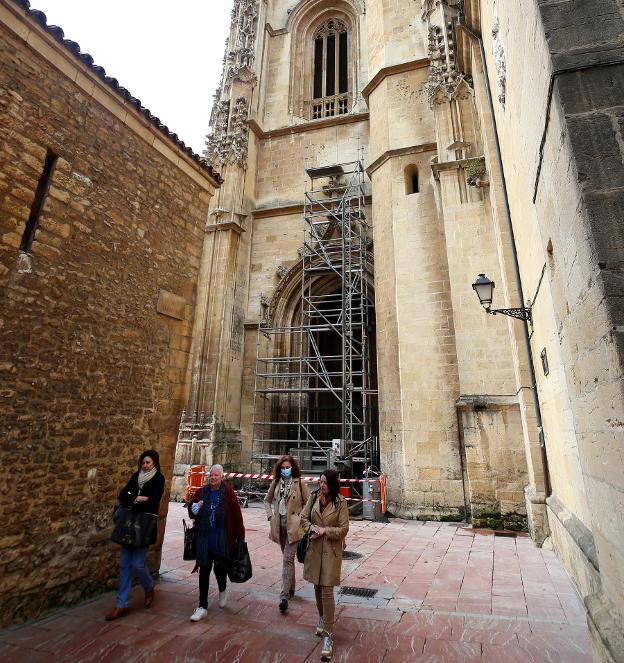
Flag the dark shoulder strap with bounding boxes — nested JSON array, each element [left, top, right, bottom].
[[305, 490, 319, 517]]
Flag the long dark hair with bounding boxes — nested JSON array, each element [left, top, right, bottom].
[[273, 454, 301, 480], [138, 449, 161, 472], [321, 469, 340, 504]]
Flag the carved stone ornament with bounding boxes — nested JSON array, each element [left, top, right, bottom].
[[204, 97, 249, 168], [276, 265, 288, 279], [179, 409, 216, 435], [422, 0, 467, 104], [229, 97, 250, 166], [314, 18, 348, 39], [204, 0, 258, 167], [491, 4, 507, 106], [425, 26, 465, 103], [225, 0, 259, 90], [205, 100, 230, 164], [421, 0, 462, 22], [259, 292, 271, 327]]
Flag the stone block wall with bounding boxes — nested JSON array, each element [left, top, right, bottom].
[[473, 0, 624, 659], [0, 3, 217, 625]]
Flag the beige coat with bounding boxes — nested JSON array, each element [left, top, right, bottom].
[[264, 477, 310, 545], [301, 492, 349, 587]]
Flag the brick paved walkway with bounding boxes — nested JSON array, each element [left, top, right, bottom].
[[0, 505, 592, 662]]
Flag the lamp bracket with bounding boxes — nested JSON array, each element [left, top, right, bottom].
[[489, 307, 532, 323]]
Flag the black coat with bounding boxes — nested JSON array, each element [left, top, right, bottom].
[[118, 471, 165, 545]]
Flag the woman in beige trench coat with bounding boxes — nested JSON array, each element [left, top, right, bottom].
[[264, 455, 310, 612], [300, 469, 349, 661]]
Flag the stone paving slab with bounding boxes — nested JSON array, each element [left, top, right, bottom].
[[0, 504, 592, 662]]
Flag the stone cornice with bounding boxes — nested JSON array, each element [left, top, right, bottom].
[[253, 196, 373, 219], [361, 58, 429, 102], [253, 203, 303, 219], [456, 394, 519, 409], [431, 155, 485, 178], [265, 23, 287, 37], [366, 143, 438, 177], [205, 222, 245, 235], [248, 112, 369, 140]]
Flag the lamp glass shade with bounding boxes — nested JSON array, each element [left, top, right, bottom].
[[472, 274, 495, 308]]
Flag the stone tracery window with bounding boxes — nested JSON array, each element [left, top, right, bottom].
[[288, 2, 359, 122], [310, 19, 350, 120]]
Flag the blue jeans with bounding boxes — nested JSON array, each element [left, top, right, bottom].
[[116, 545, 153, 608]]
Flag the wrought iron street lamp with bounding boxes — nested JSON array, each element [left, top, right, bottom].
[[472, 273, 532, 323]]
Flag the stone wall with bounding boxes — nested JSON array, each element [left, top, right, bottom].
[[0, 2, 218, 625], [470, 0, 624, 659]]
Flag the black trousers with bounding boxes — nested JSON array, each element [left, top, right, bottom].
[[198, 552, 228, 608]]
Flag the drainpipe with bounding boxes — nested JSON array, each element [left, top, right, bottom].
[[455, 404, 471, 521], [456, 16, 552, 498]]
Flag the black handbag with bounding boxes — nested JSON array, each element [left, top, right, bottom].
[[111, 505, 158, 548], [183, 519, 196, 561], [297, 492, 318, 563], [227, 539, 252, 583], [296, 531, 310, 564]]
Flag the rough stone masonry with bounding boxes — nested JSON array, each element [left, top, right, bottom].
[[0, 0, 219, 625]]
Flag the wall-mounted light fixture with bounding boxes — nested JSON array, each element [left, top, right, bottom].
[[472, 274, 532, 323]]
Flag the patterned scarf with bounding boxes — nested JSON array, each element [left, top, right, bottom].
[[278, 477, 292, 517], [137, 467, 157, 489], [196, 484, 229, 564]]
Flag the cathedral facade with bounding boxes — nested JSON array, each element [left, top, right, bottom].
[[174, 1, 624, 660]]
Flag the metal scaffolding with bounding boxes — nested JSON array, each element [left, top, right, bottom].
[[251, 158, 378, 474]]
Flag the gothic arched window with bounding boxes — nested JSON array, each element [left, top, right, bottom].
[[310, 19, 350, 120]]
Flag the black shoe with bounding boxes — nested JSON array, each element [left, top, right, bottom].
[[279, 598, 288, 613], [289, 589, 294, 598]]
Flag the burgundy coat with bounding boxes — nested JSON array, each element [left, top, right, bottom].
[[188, 483, 245, 557]]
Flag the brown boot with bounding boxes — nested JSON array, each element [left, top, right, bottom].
[[105, 607, 129, 621], [144, 588, 155, 608]]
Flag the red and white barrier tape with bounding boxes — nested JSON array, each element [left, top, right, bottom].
[[192, 471, 380, 483], [343, 497, 382, 503]]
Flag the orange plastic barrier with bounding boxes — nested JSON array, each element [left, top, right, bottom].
[[184, 465, 205, 502], [339, 485, 352, 499], [380, 473, 387, 514]]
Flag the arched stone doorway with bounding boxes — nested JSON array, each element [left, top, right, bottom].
[[252, 262, 379, 478]]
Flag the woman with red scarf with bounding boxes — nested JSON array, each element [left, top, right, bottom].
[[187, 464, 244, 621]]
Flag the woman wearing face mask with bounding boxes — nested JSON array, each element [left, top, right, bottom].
[[264, 455, 310, 612], [300, 469, 349, 661], [106, 449, 165, 621]]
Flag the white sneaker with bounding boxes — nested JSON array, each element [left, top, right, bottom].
[[190, 607, 207, 622], [218, 589, 228, 608], [321, 634, 333, 660], [315, 616, 325, 636]]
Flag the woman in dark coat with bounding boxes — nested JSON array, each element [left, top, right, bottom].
[[188, 464, 245, 621], [106, 449, 165, 621]]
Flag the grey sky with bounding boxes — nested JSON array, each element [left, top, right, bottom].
[[30, 1, 232, 155]]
